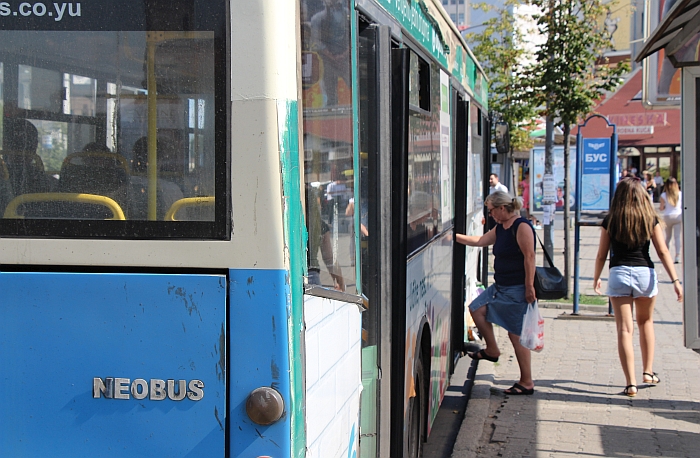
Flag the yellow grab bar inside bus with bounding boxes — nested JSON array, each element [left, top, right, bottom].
[[3, 192, 126, 220], [164, 196, 215, 221]]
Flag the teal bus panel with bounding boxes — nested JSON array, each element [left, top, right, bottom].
[[0, 271, 227, 457]]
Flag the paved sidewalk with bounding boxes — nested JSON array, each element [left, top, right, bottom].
[[452, 223, 700, 458]]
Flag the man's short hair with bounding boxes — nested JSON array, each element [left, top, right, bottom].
[[490, 173, 499, 178]]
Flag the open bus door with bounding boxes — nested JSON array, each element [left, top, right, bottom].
[[451, 93, 469, 371]]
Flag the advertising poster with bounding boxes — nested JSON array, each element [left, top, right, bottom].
[[531, 146, 577, 211], [581, 138, 612, 211]]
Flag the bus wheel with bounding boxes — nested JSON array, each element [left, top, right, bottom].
[[407, 354, 426, 458]]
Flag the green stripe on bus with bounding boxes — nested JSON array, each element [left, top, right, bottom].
[[278, 99, 306, 458]]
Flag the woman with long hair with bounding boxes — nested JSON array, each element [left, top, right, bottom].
[[455, 191, 537, 395], [593, 178, 683, 397], [659, 177, 682, 264]]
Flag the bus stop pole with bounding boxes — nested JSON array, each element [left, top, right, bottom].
[[573, 130, 583, 315], [608, 129, 618, 315]]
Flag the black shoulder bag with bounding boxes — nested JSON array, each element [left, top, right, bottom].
[[512, 222, 567, 300], [533, 232, 567, 300]]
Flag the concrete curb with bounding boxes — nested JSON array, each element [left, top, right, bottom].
[[538, 301, 608, 312], [450, 359, 495, 458]]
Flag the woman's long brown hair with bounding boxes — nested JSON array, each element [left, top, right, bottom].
[[664, 177, 679, 207], [607, 178, 657, 249]]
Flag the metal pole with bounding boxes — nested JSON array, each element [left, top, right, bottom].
[[573, 130, 582, 314], [608, 129, 618, 315]]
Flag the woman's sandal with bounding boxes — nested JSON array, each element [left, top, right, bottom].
[[623, 385, 638, 397], [643, 372, 661, 384], [504, 383, 534, 396], [468, 349, 499, 363]]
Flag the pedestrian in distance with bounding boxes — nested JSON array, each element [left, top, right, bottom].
[[487, 173, 508, 229], [519, 170, 541, 229], [659, 177, 682, 264], [488, 173, 508, 195], [593, 177, 683, 397], [644, 171, 655, 202], [653, 171, 664, 200], [455, 191, 536, 396]]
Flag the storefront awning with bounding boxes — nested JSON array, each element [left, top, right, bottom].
[[636, 0, 700, 64]]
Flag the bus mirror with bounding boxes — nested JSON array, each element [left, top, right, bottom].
[[494, 121, 509, 154]]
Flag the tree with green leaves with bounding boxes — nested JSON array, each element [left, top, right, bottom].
[[530, 0, 629, 297], [465, 0, 539, 155]]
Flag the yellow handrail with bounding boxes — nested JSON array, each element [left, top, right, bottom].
[[3, 192, 126, 220], [164, 197, 215, 221]]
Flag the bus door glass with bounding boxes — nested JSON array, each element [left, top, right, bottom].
[[406, 51, 441, 255], [300, 0, 357, 294]]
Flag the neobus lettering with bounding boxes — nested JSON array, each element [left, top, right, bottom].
[[0, 2, 81, 21], [93, 377, 205, 401]]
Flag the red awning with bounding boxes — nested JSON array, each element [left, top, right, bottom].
[[572, 69, 680, 147]]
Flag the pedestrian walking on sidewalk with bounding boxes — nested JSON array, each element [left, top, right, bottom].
[[659, 177, 682, 264], [592, 177, 683, 397], [455, 191, 537, 395]]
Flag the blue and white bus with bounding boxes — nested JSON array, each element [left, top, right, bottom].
[[0, 0, 489, 456]]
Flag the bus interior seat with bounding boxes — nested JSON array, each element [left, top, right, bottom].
[[164, 196, 215, 221], [3, 192, 126, 220], [59, 151, 129, 195], [1, 152, 54, 196]]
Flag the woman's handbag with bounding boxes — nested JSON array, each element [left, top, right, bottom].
[[533, 233, 567, 300], [520, 301, 544, 352]]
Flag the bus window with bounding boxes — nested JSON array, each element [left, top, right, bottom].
[[407, 52, 442, 254], [0, 0, 226, 239], [300, 0, 357, 294]]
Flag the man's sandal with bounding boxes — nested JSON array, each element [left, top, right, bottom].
[[643, 372, 661, 384], [623, 385, 637, 397], [468, 349, 498, 363]]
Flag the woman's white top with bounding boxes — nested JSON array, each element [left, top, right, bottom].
[[660, 191, 682, 217]]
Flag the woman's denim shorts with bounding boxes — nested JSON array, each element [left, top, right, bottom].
[[469, 283, 529, 335], [607, 266, 658, 298]]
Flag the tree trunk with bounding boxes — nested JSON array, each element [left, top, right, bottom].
[[543, 114, 554, 266]]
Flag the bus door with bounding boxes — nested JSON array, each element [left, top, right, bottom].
[[450, 91, 469, 371], [357, 17, 396, 458], [356, 15, 416, 458]]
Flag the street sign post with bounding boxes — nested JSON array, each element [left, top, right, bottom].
[[574, 115, 618, 315]]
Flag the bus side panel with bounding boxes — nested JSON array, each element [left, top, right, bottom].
[[229, 269, 292, 457], [303, 294, 362, 458], [405, 234, 453, 435], [0, 272, 226, 457]]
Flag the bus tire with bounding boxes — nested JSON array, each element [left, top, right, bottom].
[[407, 353, 426, 458]]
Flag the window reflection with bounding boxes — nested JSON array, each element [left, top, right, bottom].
[[406, 54, 442, 254], [300, 0, 356, 293]]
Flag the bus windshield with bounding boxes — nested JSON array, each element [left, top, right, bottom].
[[0, 1, 226, 239]]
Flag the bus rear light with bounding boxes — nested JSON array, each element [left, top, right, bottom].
[[245, 387, 284, 425]]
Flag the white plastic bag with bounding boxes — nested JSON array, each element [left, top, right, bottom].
[[520, 301, 544, 352]]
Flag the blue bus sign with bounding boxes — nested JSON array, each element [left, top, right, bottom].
[[581, 138, 612, 211]]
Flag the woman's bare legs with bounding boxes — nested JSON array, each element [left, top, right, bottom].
[[471, 305, 500, 359], [611, 296, 637, 390], [635, 296, 656, 378], [509, 332, 534, 390]]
